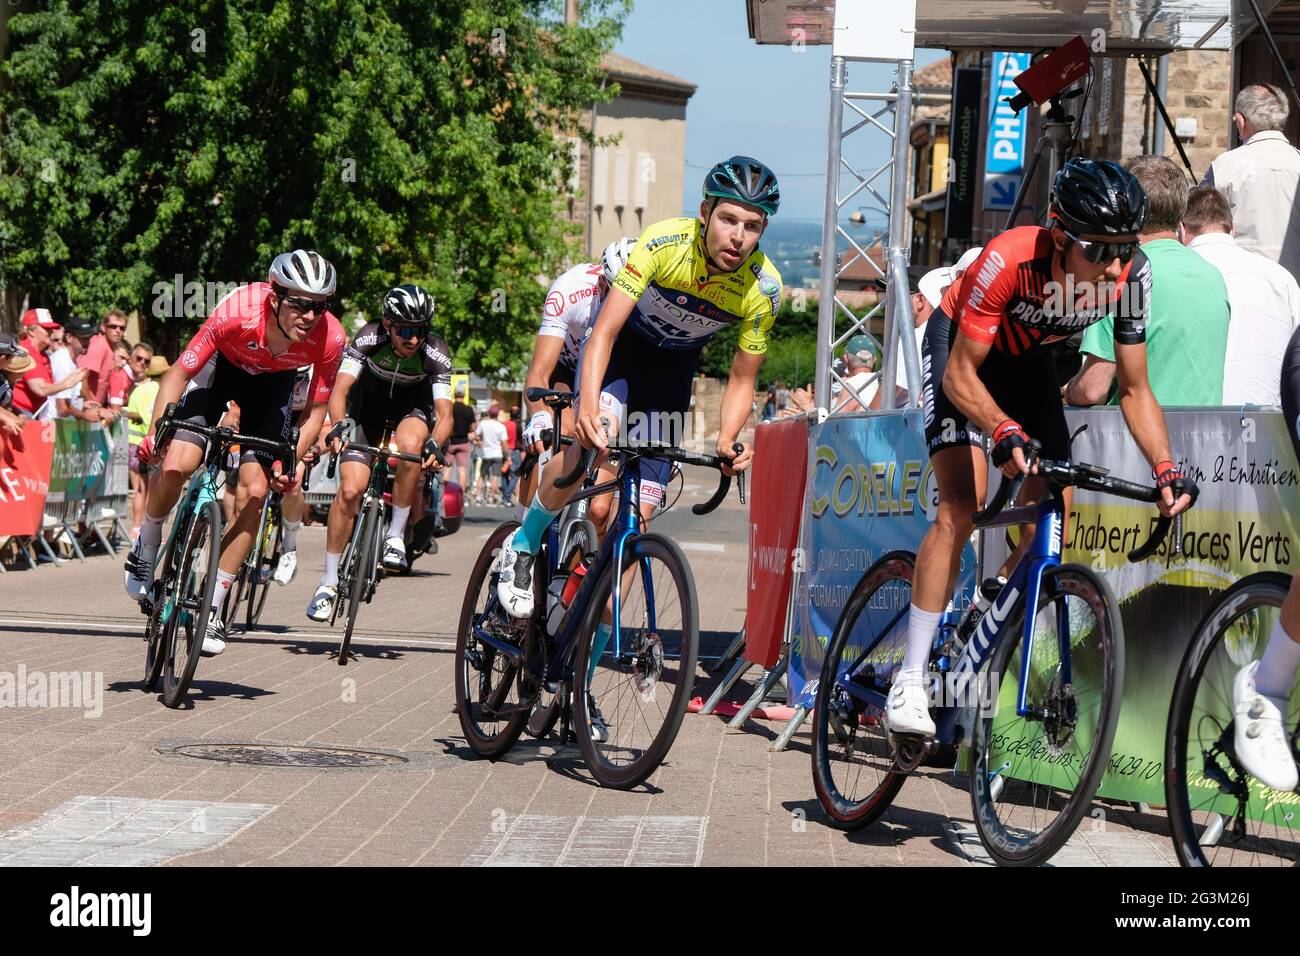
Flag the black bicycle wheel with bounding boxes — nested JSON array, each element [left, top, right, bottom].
[[525, 526, 595, 740], [1166, 571, 1300, 866], [246, 501, 280, 630], [162, 500, 222, 708], [339, 500, 378, 666], [968, 563, 1124, 866], [143, 537, 179, 693], [572, 533, 698, 790], [810, 550, 912, 830], [455, 521, 539, 757]]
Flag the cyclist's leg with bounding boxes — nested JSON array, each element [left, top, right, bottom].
[[385, 408, 431, 566]]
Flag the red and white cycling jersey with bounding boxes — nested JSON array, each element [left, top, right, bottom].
[[178, 282, 346, 404], [538, 262, 604, 371]]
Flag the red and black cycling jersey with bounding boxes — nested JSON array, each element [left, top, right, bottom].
[[951, 226, 1151, 356]]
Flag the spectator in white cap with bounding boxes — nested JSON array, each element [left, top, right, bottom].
[[833, 335, 879, 412], [871, 264, 949, 409]]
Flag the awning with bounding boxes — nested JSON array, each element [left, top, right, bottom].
[[745, 1, 1275, 53]]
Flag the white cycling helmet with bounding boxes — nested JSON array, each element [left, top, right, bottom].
[[600, 237, 637, 285], [268, 249, 337, 298]]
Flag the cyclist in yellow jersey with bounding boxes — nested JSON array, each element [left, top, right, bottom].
[[496, 155, 783, 621]]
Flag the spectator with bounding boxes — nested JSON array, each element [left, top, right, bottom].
[[78, 309, 127, 420], [834, 335, 879, 411], [50, 317, 102, 421], [108, 343, 134, 411], [446, 394, 477, 490], [1202, 84, 1300, 283], [501, 405, 521, 504], [1067, 156, 1231, 406], [475, 405, 508, 506], [762, 384, 777, 420], [127, 342, 155, 390], [126, 355, 169, 538], [870, 265, 946, 409], [775, 381, 790, 412], [12, 309, 85, 420], [0, 333, 28, 436], [1183, 186, 1300, 406]]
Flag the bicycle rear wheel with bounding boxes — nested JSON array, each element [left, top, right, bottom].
[[162, 500, 222, 708], [968, 563, 1123, 866], [339, 500, 378, 666], [455, 521, 538, 757], [810, 551, 912, 830], [246, 503, 280, 630], [1166, 571, 1299, 866], [572, 533, 698, 790]]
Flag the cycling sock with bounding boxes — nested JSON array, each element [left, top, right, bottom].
[[139, 513, 165, 551], [899, 605, 942, 683], [512, 500, 561, 554], [210, 569, 237, 613], [322, 551, 342, 588], [587, 621, 613, 684], [1256, 618, 1300, 699], [387, 505, 411, 540], [281, 519, 301, 551]]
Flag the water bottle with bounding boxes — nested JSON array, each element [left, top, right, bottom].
[[546, 558, 591, 636], [956, 576, 1007, 642]]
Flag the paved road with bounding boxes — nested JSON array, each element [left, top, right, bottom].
[[0, 471, 1178, 866]]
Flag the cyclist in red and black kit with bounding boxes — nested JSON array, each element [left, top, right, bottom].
[[887, 158, 1199, 736], [123, 250, 345, 657]]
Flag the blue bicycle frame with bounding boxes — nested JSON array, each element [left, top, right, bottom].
[[835, 493, 1067, 743]]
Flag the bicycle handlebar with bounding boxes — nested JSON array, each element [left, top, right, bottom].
[[974, 439, 1181, 562], [326, 441, 428, 481], [155, 403, 298, 480]]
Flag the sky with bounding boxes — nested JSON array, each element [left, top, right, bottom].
[[611, 1, 946, 224]]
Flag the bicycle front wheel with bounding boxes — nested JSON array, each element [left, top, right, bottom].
[[1166, 571, 1299, 866], [572, 533, 698, 790], [968, 563, 1124, 866], [143, 537, 178, 693], [339, 500, 378, 666], [162, 500, 222, 708], [810, 551, 912, 830]]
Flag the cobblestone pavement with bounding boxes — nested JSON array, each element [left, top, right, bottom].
[[0, 471, 1178, 866]]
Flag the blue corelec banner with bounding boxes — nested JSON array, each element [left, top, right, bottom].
[[788, 411, 977, 708], [984, 51, 1030, 211]]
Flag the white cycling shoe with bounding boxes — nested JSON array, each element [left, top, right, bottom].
[[381, 536, 408, 572], [124, 539, 157, 601], [306, 585, 338, 622], [885, 677, 936, 737], [273, 549, 298, 586], [201, 619, 227, 657], [494, 537, 535, 619], [1232, 661, 1299, 792]]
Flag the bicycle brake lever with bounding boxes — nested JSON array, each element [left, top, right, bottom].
[[732, 442, 746, 505]]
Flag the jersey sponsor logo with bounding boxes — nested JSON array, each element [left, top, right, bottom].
[[966, 249, 1006, 312], [676, 295, 688, 305], [567, 285, 598, 305], [181, 350, 198, 370], [544, 291, 564, 317], [644, 231, 691, 252], [625, 264, 642, 278]]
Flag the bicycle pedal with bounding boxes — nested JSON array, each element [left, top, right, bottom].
[[891, 732, 937, 772]]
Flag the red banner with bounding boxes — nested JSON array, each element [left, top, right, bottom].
[[744, 418, 809, 669], [0, 420, 55, 536]]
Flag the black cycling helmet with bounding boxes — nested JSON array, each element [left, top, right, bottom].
[[381, 284, 435, 329], [1051, 157, 1147, 237], [702, 155, 780, 216]]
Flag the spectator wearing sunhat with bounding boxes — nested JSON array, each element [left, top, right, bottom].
[[12, 308, 86, 420], [0, 332, 29, 436]]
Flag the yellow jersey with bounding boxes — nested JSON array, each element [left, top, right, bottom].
[[612, 217, 783, 355]]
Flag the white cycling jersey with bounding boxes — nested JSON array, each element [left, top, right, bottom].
[[538, 262, 604, 373]]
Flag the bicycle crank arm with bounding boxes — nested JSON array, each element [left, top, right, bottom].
[[471, 626, 525, 666]]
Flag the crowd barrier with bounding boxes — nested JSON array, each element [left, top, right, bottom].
[[744, 406, 1298, 816], [0, 418, 132, 569]]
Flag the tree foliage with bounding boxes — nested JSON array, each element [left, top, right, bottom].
[[0, 0, 627, 371]]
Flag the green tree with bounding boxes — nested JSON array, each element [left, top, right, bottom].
[[0, 0, 627, 369]]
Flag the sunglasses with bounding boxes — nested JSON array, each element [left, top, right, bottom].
[[1063, 229, 1139, 264], [389, 323, 427, 341], [281, 294, 331, 315], [105, 324, 127, 332], [130, 355, 149, 364]]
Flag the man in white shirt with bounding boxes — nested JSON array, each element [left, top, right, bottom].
[[1183, 186, 1300, 406], [1201, 84, 1300, 284], [870, 265, 947, 409], [476, 410, 509, 505], [833, 335, 879, 412], [50, 317, 101, 421]]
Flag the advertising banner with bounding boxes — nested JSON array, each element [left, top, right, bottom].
[[47, 419, 112, 504], [0, 420, 56, 536], [945, 67, 982, 241], [744, 418, 809, 669], [983, 52, 1031, 211]]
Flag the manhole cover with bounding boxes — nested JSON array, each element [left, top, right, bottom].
[[165, 743, 409, 769]]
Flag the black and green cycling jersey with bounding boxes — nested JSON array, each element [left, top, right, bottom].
[[339, 321, 453, 399]]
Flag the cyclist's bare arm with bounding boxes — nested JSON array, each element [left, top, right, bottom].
[[719, 349, 763, 473], [327, 371, 356, 452], [941, 332, 1014, 438], [147, 362, 194, 438], [576, 287, 636, 449], [524, 335, 564, 408], [432, 397, 453, 447]]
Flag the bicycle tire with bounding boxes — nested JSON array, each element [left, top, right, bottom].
[[143, 537, 179, 693], [810, 550, 912, 830], [1165, 571, 1299, 867], [246, 502, 280, 630], [572, 532, 699, 790], [339, 499, 378, 666], [162, 500, 222, 708], [455, 521, 537, 757], [969, 563, 1124, 866], [525, 527, 595, 740]]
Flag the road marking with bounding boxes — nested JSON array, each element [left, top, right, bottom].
[[679, 542, 726, 553], [0, 796, 271, 866], [463, 815, 708, 867], [0, 617, 456, 649]]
